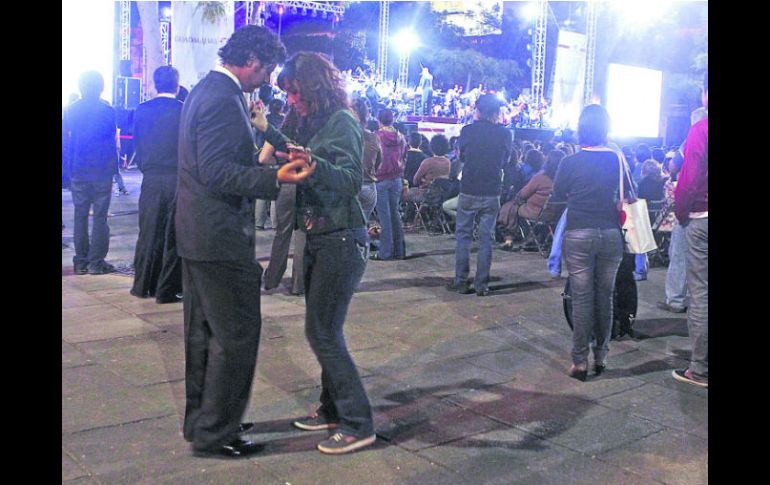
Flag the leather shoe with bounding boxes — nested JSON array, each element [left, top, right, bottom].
[[193, 438, 265, 458], [156, 293, 183, 304], [446, 281, 474, 294], [476, 288, 490, 297], [238, 422, 254, 433]]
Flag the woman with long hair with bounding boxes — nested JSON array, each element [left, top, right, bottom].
[[351, 97, 381, 222], [268, 52, 376, 454], [552, 104, 634, 381]]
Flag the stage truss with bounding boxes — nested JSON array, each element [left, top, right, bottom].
[[531, 0, 548, 108], [378, 1, 390, 82], [583, 0, 598, 105]]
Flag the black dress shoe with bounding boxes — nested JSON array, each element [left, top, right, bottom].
[[446, 281, 474, 294], [476, 288, 490, 297], [156, 293, 183, 304], [593, 364, 606, 376], [194, 438, 265, 458], [238, 422, 254, 433], [568, 365, 588, 382]]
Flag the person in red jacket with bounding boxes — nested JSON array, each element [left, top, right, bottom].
[[672, 73, 708, 388], [373, 109, 407, 260]]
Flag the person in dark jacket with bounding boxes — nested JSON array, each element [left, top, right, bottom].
[[62, 70, 119, 275], [552, 104, 634, 382], [130, 66, 184, 303], [404, 131, 427, 189], [175, 25, 314, 459], [268, 51, 376, 455], [373, 109, 407, 260], [449, 94, 512, 296]]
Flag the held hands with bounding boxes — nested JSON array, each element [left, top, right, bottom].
[[249, 100, 268, 132], [275, 145, 316, 184]]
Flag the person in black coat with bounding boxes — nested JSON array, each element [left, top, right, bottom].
[[130, 66, 185, 303], [62, 71, 119, 275], [175, 25, 315, 458]]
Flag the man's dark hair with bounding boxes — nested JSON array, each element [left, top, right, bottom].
[[524, 148, 545, 171], [577, 104, 610, 147], [154, 65, 179, 94], [78, 70, 104, 99], [378, 109, 394, 126], [268, 98, 284, 114], [635, 143, 651, 163], [218, 25, 286, 68], [409, 131, 422, 148], [429, 135, 450, 157], [651, 147, 665, 164], [366, 119, 380, 132], [476, 93, 502, 120]]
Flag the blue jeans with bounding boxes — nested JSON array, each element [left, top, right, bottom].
[[564, 228, 623, 367], [358, 182, 377, 221], [634, 254, 648, 280], [71, 178, 113, 269], [375, 177, 405, 259], [303, 227, 373, 438], [685, 218, 708, 378], [548, 209, 568, 277], [454, 194, 500, 291], [665, 223, 688, 309], [254, 199, 271, 228]]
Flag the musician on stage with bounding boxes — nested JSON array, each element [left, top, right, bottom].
[[418, 66, 433, 116]]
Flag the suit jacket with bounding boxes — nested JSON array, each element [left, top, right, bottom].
[[133, 97, 183, 176], [176, 71, 281, 262], [62, 98, 118, 182]]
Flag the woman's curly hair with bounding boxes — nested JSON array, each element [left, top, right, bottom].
[[278, 52, 350, 146]]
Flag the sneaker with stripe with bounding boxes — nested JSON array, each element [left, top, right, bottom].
[[293, 412, 338, 431], [317, 432, 376, 455]]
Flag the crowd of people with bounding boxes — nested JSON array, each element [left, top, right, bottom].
[[62, 24, 708, 460]]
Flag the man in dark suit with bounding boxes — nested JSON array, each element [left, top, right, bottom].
[[176, 25, 315, 458], [62, 71, 119, 275], [130, 66, 184, 304]]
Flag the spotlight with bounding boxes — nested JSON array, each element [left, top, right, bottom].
[[393, 29, 419, 54], [526, 44, 532, 51], [160, 6, 171, 19], [522, 2, 538, 22], [278, 5, 283, 15]]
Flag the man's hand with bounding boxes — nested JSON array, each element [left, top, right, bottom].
[[249, 100, 268, 132]]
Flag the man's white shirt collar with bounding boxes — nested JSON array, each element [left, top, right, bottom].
[[155, 93, 177, 99]]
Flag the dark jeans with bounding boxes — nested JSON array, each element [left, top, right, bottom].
[[563, 228, 623, 367], [685, 218, 708, 378], [375, 177, 405, 259], [454, 194, 500, 291], [303, 227, 373, 438], [71, 178, 113, 269]]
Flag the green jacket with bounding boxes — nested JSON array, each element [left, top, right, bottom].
[[266, 109, 366, 235]]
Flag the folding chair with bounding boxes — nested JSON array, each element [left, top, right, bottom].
[[413, 179, 453, 235], [517, 195, 567, 258], [646, 199, 672, 267]]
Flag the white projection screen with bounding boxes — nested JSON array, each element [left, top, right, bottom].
[[62, 0, 115, 107], [606, 64, 662, 138]]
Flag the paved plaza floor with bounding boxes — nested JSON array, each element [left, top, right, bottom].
[[62, 170, 707, 484]]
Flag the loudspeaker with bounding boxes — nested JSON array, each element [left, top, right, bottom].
[[114, 76, 142, 109]]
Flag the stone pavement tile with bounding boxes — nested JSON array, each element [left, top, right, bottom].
[[256, 441, 465, 485], [378, 356, 513, 393], [62, 285, 105, 310], [66, 273, 134, 292], [543, 408, 665, 456], [599, 382, 674, 412], [416, 426, 579, 484], [151, 462, 280, 485], [515, 453, 661, 485], [443, 383, 607, 444], [75, 331, 185, 386], [635, 333, 693, 360], [137, 309, 184, 336], [63, 341, 95, 369], [625, 365, 708, 399], [62, 366, 176, 433], [62, 304, 136, 325], [626, 388, 708, 440], [62, 477, 101, 485], [62, 449, 90, 481], [62, 414, 270, 484], [255, 337, 324, 393], [260, 296, 307, 318], [597, 428, 708, 485], [62, 316, 162, 344], [375, 394, 504, 451], [352, 341, 422, 372]]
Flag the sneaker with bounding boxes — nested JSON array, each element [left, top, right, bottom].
[[656, 301, 687, 314], [446, 281, 474, 294], [88, 262, 117, 275], [74, 264, 88, 275], [117, 189, 129, 196], [672, 369, 708, 388], [293, 412, 338, 431], [476, 287, 490, 297], [317, 432, 376, 455]]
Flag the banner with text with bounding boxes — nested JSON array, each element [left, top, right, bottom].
[[550, 30, 586, 130], [172, 2, 234, 90]]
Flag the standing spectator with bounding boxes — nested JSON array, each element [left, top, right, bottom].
[[352, 98, 381, 221], [62, 70, 119, 275], [632, 144, 652, 183], [175, 25, 314, 458], [130, 65, 184, 303], [552, 104, 634, 381], [449, 94, 512, 296], [274, 52, 376, 454], [672, 74, 708, 388], [373, 109, 407, 260]]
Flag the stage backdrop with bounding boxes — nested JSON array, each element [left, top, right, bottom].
[[550, 30, 586, 131], [172, 2, 235, 90]]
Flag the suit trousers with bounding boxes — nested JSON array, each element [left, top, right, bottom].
[[181, 257, 264, 451], [263, 184, 305, 294], [71, 178, 113, 269]]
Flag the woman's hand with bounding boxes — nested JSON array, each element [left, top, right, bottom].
[[275, 145, 316, 184], [249, 100, 268, 132]]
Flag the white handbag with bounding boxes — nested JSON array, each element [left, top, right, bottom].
[[618, 157, 657, 254]]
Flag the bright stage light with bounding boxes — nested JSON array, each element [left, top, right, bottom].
[[62, 0, 115, 107], [161, 6, 172, 19], [606, 63, 663, 138], [611, 0, 674, 27], [393, 30, 419, 54], [522, 3, 538, 22]]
